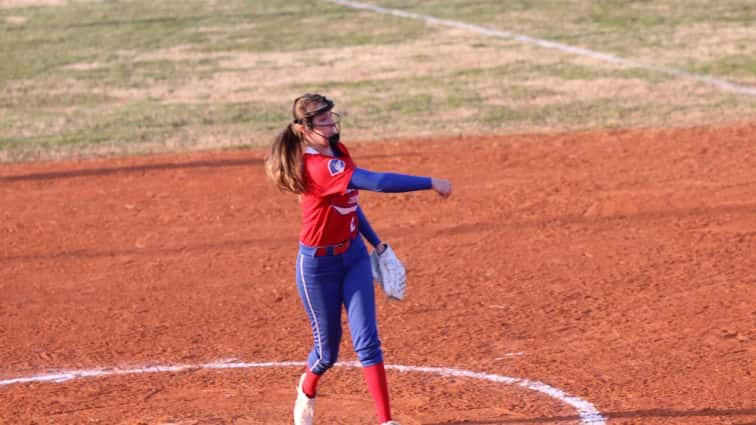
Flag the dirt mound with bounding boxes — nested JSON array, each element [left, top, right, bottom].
[[1, 123, 754, 424]]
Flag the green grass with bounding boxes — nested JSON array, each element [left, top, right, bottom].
[[58, 58, 220, 88], [0, 100, 288, 159], [0, 0, 428, 83], [451, 62, 666, 81], [380, 0, 756, 67], [691, 54, 756, 80], [1, 0, 755, 162]]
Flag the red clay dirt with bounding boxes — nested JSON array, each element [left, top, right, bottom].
[[1, 123, 754, 425]]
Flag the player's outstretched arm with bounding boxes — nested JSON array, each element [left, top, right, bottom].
[[349, 168, 451, 197]]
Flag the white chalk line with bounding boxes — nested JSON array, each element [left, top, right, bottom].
[[324, 0, 756, 97], [0, 359, 607, 424], [495, 351, 526, 360]]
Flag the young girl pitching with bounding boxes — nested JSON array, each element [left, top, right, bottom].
[[265, 93, 452, 425]]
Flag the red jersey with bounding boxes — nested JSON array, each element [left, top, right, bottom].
[[299, 143, 359, 246]]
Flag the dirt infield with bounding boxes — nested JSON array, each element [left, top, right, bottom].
[[1, 123, 754, 424]]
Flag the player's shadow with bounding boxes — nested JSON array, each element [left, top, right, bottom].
[[401, 201, 756, 241], [0, 152, 409, 182], [423, 407, 756, 424], [1, 236, 292, 263], [0, 157, 263, 182]]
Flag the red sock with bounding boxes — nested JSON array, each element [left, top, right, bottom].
[[302, 369, 321, 398], [363, 362, 391, 423]]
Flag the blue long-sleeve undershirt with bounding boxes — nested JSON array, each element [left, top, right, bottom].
[[349, 168, 432, 248], [356, 206, 380, 248], [348, 167, 432, 193]]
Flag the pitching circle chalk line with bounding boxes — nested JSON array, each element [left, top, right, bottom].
[[0, 359, 607, 424]]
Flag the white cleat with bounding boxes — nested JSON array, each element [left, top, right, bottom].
[[381, 422, 401, 425], [293, 373, 315, 425]]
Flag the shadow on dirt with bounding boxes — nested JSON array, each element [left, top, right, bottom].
[[2, 236, 292, 262], [0, 158, 263, 182], [0, 152, 410, 182], [3, 202, 754, 263], [419, 202, 756, 238]]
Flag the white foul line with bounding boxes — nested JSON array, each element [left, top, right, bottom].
[[324, 0, 756, 97], [0, 359, 607, 424]]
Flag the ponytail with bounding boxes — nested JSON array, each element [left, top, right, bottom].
[[265, 93, 335, 194], [265, 123, 306, 194]]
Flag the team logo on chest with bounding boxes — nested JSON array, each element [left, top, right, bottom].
[[328, 159, 346, 176]]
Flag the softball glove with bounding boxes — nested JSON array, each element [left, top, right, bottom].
[[370, 243, 406, 300]]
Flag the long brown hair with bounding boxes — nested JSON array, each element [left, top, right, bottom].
[[265, 93, 334, 194]]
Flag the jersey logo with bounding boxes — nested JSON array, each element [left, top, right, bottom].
[[350, 217, 357, 232], [328, 159, 346, 176]]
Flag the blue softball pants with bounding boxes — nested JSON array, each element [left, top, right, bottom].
[[296, 235, 383, 375]]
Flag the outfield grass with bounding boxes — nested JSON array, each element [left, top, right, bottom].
[[1, 0, 755, 162], [379, 0, 756, 72]]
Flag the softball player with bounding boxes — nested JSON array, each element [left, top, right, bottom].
[[265, 94, 452, 425]]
